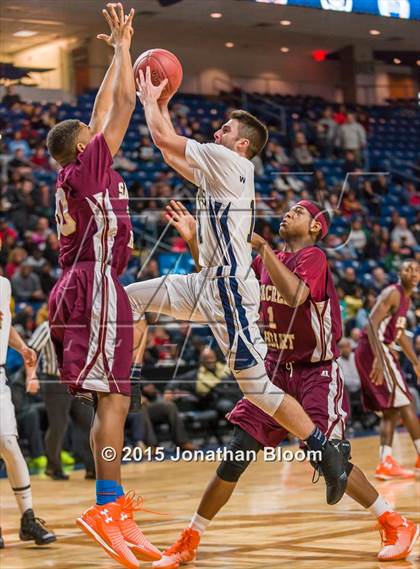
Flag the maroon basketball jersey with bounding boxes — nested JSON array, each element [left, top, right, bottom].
[[252, 246, 342, 365], [54, 134, 133, 275], [378, 284, 410, 345]]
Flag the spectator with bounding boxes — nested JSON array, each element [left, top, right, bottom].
[[6, 246, 28, 278], [113, 149, 137, 172], [11, 261, 45, 302], [338, 267, 358, 296], [30, 146, 51, 170], [342, 189, 363, 217], [349, 218, 367, 254], [371, 267, 388, 293], [293, 131, 314, 171], [355, 290, 377, 329], [383, 241, 406, 273], [2, 85, 22, 108], [390, 217, 417, 247], [30, 217, 52, 249], [334, 104, 347, 125], [338, 338, 361, 394], [8, 131, 31, 158], [337, 113, 367, 164], [316, 107, 337, 157], [140, 383, 196, 451]]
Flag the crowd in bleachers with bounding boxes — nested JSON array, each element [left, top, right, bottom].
[[0, 84, 419, 473]]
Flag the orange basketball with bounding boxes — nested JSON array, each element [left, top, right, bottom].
[[133, 48, 183, 102]]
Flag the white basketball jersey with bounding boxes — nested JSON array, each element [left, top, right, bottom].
[[0, 276, 12, 365], [185, 140, 256, 270]]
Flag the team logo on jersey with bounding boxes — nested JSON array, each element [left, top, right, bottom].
[[320, 0, 353, 11], [321, 370, 330, 377], [377, 0, 410, 18], [240, 176, 246, 183]]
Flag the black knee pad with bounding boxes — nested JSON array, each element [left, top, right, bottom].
[[217, 426, 263, 483]]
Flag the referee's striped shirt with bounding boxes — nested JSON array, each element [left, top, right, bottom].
[[28, 321, 59, 376]]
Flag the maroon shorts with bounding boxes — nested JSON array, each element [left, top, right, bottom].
[[48, 261, 133, 396], [354, 336, 412, 412], [227, 358, 349, 447]]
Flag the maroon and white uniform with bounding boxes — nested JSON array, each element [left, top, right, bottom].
[[228, 246, 349, 447], [48, 134, 134, 396], [355, 283, 412, 411]]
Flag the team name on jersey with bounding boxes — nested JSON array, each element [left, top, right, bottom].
[[261, 284, 289, 305], [264, 330, 295, 351]]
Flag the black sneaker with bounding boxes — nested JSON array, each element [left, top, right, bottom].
[[0, 527, 4, 548], [46, 468, 69, 481], [314, 439, 351, 505], [19, 509, 56, 545]]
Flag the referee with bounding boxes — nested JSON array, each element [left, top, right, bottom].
[[28, 307, 94, 480]]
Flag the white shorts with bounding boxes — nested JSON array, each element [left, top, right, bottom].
[[127, 269, 267, 372], [0, 368, 18, 437]]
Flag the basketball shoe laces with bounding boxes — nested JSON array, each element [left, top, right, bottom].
[[22, 515, 50, 540], [163, 529, 200, 557], [118, 491, 165, 544]]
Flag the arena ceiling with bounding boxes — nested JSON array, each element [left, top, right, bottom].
[[0, 0, 419, 59]]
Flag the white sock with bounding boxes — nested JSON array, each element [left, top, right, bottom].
[[189, 512, 210, 535], [413, 438, 420, 455], [368, 496, 393, 519], [379, 445, 392, 462], [0, 435, 33, 514]]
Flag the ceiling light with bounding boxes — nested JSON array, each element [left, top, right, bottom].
[[225, 42, 234, 48], [280, 46, 289, 53], [210, 12, 222, 18], [13, 30, 38, 37], [369, 29, 381, 35], [393, 58, 401, 64], [280, 20, 292, 26]]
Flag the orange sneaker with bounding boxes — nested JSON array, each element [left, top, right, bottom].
[[152, 528, 200, 569], [377, 511, 419, 561], [375, 456, 415, 480], [117, 492, 162, 561], [76, 503, 139, 569], [415, 455, 420, 473]]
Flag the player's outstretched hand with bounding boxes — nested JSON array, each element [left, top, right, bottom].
[[97, 3, 135, 48], [136, 66, 168, 105], [370, 356, 384, 385], [165, 200, 196, 242]]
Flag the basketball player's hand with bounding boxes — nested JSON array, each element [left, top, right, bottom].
[[251, 232, 268, 253], [136, 66, 168, 105], [165, 200, 196, 242], [97, 3, 135, 48], [21, 346, 37, 367], [26, 376, 40, 394], [370, 357, 384, 385]]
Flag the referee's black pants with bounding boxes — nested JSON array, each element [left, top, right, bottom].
[[41, 374, 94, 473]]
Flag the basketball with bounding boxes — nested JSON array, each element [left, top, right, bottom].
[[133, 48, 183, 101]]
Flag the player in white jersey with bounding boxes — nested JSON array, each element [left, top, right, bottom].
[[0, 276, 56, 547], [126, 69, 351, 504]]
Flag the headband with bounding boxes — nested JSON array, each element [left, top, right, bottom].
[[296, 200, 329, 238]]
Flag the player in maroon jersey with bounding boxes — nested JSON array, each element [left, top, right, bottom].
[[46, 4, 161, 568], [355, 261, 420, 480], [151, 200, 418, 568]]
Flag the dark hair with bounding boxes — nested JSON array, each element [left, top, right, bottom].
[[46, 119, 81, 166], [230, 110, 268, 159]]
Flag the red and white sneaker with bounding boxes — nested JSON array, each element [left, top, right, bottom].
[[377, 511, 419, 561], [153, 528, 200, 569], [117, 492, 162, 562], [76, 502, 139, 569], [375, 456, 415, 480]]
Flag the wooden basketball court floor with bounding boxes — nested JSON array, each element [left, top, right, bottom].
[[1, 432, 418, 569]]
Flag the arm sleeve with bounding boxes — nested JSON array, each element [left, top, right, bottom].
[[293, 248, 328, 302], [28, 322, 50, 352], [72, 133, 113, 195]]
